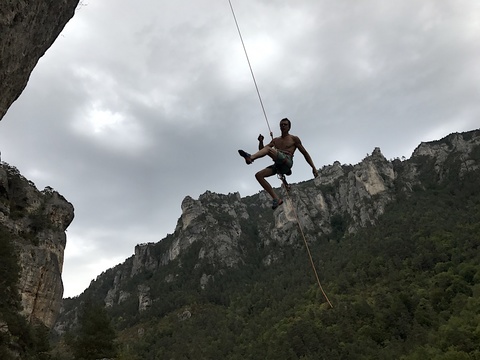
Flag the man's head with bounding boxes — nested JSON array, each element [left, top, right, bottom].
[[280, 118, 291, 131]]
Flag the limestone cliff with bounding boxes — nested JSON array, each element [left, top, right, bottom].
[[0, 0, 79, 121], [0, 0, 79, 333], [56, 129, 480, 331], [0, 163, 74, 328]]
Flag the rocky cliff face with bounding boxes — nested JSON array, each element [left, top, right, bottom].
[[0, 0, 79, 332], [56, 129, 480, 332], [411, 132, 480, 179], [0, 163, 74, 328], [0, 0, 79, 121]]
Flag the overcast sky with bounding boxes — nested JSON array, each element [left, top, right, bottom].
[[0, 0, 479, 298]]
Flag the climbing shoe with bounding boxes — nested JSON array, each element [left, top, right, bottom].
[[238, 150, 253, 164]]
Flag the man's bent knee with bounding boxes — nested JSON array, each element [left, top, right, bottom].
[[256, 168, 274, 180]]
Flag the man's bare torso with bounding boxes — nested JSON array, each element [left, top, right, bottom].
[[271, 134, 299, 156]]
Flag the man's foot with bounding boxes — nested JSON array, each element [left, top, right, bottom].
[[238, 150, 253, 164], [272, 198, 283, 210]]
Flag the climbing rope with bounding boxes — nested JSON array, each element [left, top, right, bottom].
[[227, 0, 273, 140], [228, 0, 333, 308], [282, 185, 333, 308]]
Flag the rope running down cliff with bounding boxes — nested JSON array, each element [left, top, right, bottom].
[[227, 0, 333, 308], [282, 186, 333, 308]]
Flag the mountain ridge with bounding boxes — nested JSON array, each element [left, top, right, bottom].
[[56, 128, 479, 317], [49, 128, 480, 358]]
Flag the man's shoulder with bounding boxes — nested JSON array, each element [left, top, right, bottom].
[[290, 134, 301, 142]]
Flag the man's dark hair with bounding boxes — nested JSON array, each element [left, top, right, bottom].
[[280, 118, 291, 129]]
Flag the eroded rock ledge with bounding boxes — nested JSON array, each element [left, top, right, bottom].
[[0, 164, 74, 328], [0, 0, 79, 120]]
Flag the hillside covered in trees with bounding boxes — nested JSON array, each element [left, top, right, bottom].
[[52, 130, 480, 359]]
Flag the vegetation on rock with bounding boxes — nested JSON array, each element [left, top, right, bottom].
[[53, 132, 480, 359]]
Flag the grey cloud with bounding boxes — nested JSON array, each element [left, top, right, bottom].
[[1, 0, 478, 297]]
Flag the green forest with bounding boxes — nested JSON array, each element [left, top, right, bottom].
[[53, 151, 480, 360]]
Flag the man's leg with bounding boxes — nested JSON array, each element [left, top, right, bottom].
[[251, 146, 277, 162], [255, 167, 278, 200], [239, 146, 278, 165]]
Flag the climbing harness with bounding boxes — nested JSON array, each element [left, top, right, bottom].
[[228, 0, 333, 308], [279, 174, 291, 192]]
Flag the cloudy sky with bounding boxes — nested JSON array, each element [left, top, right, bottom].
[[1, 0, 479, 297]]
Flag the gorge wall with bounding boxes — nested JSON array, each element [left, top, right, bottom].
[[0, 0, 79, 330], [0, 0, 79, 121], [0, 164, 74, 328], [56, 129, 480, 332]]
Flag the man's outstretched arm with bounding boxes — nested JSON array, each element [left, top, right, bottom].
[[295, 137, 319, 178]]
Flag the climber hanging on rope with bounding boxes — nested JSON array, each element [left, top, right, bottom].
[[238, 118, 319, 209]]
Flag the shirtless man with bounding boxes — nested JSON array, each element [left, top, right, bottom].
[[238, 118, 319, 209]]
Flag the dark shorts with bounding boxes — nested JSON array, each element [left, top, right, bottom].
[[268, 151, 293, 175]]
